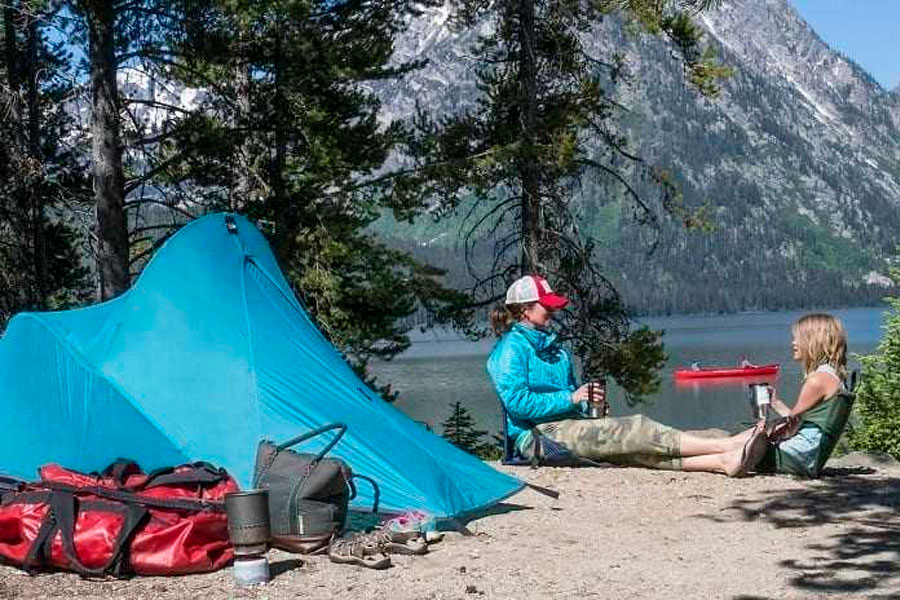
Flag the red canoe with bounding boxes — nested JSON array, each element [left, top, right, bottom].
[[673, 364, 780, 380]]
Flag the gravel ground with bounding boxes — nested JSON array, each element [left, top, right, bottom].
[[3, 453, 900, 600]]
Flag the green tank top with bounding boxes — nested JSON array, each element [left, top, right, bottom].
[[788, 365, 853, 477], [800, 388, 853, 440]]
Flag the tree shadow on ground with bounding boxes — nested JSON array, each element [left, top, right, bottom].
[[707, 469, 900, 595]]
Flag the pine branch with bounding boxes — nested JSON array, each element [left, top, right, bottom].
[[121, 97, 194, 116], [124, 196, 194, 220]]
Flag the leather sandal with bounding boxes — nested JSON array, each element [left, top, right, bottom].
[[363, 527, 428, 555], [327, 536, 391, 569]]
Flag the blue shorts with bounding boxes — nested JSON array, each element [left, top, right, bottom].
[[758, 423, 823, 477]]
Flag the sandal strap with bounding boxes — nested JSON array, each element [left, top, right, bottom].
[[328, 535, 392, 569], [332, 534, 381, 557]]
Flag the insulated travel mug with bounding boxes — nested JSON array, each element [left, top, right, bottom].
[[748, 384, 770, 421], [588, 378, 608, 418]]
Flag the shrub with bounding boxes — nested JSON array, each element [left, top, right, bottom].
[[850, 268, 900, 460]]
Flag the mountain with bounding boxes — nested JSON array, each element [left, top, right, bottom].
[[371, 0, 900, 314]]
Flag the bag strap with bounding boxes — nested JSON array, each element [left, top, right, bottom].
[[50, 491, 148, 577], [276, 423, 347, 461], [22, 492, 148, 577], [41, 481, 226, 513], [99, 459, 144, 486], [256, 423, 348, 488], [22, 507, 59, 574], [348, 474, 380, 514], [98, 460, 227, 491], [140, 462, 228, 490]]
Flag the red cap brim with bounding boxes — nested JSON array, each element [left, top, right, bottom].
[[539, 294, 569, 310]]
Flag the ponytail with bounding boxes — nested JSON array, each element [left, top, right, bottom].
[[489, 302, 531, 337]]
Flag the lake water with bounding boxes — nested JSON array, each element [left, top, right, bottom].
[[369, 307, 888, 437]]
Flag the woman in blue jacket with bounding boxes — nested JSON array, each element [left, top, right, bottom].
[[487, 275, 767, 476]]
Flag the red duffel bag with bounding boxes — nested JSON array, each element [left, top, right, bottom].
[[0, 460, 238, 577]]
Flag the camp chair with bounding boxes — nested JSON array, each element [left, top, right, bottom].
[[499, 402, 534, 466], [775, 369, 859, 478], [498, 402, 578, 467]]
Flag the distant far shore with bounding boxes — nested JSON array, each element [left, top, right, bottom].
[[395, 305, 889, 358]]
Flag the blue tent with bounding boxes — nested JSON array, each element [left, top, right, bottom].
[[0, 213, 522, 517]]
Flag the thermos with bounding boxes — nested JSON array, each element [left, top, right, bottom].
[[748, 384, 770, 421], [587, 376, 608, 418]]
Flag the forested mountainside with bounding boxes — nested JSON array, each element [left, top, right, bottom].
[[371, 0, 900, 314]]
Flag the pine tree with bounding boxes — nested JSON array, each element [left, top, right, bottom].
[[137, 0, 474, 374], [441, 401, 493, 456], [1, 1, 90, 326], [405, 0, 728, 401], [850, 264, 900, 459], [4, 1, 473, 374]]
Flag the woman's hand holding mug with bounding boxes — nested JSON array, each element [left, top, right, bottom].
[[767, 385, 792, 418], [573, 382, 608, 417]]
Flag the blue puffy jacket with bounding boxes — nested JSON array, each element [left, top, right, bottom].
[[486, 323, 584, 443]]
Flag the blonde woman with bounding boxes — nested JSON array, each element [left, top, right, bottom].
[[754, 313, 851, 477]]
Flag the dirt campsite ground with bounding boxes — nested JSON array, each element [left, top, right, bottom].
[[3, 451, 900, 600]]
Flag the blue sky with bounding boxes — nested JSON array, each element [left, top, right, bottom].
[[789, 0, 900, 90]]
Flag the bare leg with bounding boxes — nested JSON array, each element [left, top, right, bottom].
[[681, 425, 768, 476], [678, 429, 753, 457], [680, 449, 741, 475]]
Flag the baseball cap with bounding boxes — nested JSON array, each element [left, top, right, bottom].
[[505, 275, 569, 310]]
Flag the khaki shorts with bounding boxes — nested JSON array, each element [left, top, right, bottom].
[[520, 415, 683, 470]]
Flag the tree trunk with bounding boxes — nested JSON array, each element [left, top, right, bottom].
[[230, 29, 252, 211], [25, 9, 45, 304], [517, 0, 541, 274], [83, 0, 129, 299], [271, 31, 290, 260], [3, 1, 34, 308], [3, 3, 20, 92]]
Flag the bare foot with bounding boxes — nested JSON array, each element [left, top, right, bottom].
[[725, 426, 768, 477], [728, 423, 765, 451], [722, 448, 744, 476]]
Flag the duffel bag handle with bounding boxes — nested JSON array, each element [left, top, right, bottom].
[[25, 491, 148, 577], [99, 460, 227, 491], [141, 462, 228, 490], [276, 423, 347, 464], [99, 459, 143, 486], [52, 492, 148, 577], [255, 423, 348, 486]]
